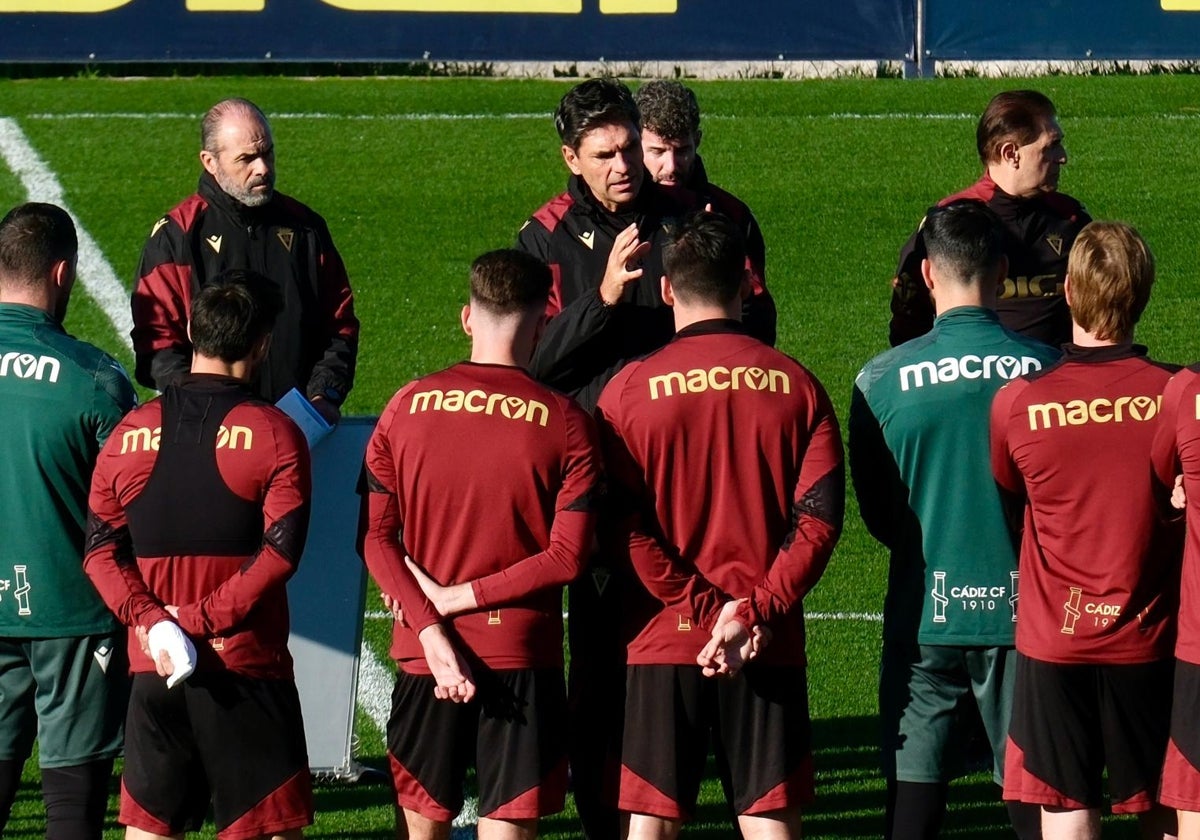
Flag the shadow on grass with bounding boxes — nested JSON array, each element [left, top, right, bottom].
[[306, 731, 1152, 839]]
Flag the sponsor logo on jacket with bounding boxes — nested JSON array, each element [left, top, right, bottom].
[[0, 351, 59, 383], [120, 425, 254, 454], [899, 354, 1042, 391], [1027, 395, 1161, 430], [999, 274, 1063, 299], [648, 366, 791, 400], [408, 389, 549, 427]]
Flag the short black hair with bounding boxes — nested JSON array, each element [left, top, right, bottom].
[[922, 200, 1006, 287], [663, 212, 746, 305], [190, 270, 283, 363], [634, 80, 700, 141], [554, 78, 640, 150], [0, 203, 77, 291], [469, 250, 552, 316]]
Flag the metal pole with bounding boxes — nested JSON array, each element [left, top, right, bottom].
[[905, 0, 930, 78]]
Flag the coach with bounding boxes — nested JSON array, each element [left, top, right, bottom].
[[518, 78, 774, 414], [131, 97, 358, 423], [889, 90, 1091, 348], [0, 203, 137, 839]]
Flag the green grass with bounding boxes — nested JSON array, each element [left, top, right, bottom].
[[3, 74, 1195, 837]]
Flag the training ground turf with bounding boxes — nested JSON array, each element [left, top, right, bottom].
[[3, 74, 1198, 837]]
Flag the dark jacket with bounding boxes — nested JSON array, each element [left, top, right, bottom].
[[518, 175, 774, 412], [890, 172, 1090, 348], [131, 173, 358, 405], [688, 157, 776, 345]]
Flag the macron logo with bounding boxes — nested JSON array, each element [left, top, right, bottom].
[[899, 355, 1042, 391], [206, 234, 222, 254], [578, 230, 595, 250], [0, 351, 60, 383]]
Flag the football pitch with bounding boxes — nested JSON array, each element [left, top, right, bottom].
[[3, 73, 1199, 838]]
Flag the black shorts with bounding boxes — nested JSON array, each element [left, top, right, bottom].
[[619, 664, 813, 820], [1003, 653, 1172, 814], [1161, 659, 1200, 810], [121, 672, 313, 840], [388, 667, 568, 822]]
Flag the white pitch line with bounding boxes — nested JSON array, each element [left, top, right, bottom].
[[22, 111, 549, 122], [24, 110, 1200, 123], [0, 118, 133, 351], [358, 640, 479, 837], [356, 639, 395, 737]]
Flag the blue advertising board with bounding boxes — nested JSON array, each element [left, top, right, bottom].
[[925, 0, 1200, 60], [0, 0, 913, 62]]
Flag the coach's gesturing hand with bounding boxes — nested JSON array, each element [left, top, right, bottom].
[[418, 623, 476, 703], [599, 223, 651, 306]]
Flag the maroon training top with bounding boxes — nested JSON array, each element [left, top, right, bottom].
[[1151, 364, 1200, 664], [85, 375, 311, 679], [990, 344, 1182, 664], [596, 320, 844, 668], [361, 362, 600, 673]]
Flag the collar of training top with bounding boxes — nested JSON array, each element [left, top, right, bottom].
[[1060, 343, 1148, 363], [673, 318, 747, 340]]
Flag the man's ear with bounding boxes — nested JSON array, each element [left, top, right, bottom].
[[920, 258, 935, 292], [694, 129, 703, 151], [1063, 274, 1073, 307], [51, 257, 74, 294], [660, 275, 675, 307], [254, 332, 272, 363], [461, 304, 472, 337], [740, 268, 752, 301], [200, 148, 219, 177], [561, 145, 583, 176], [1000, 140, 1020, 169]]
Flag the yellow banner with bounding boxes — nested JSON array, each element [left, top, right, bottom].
[[599, 0, 676, 12], [0, 0, 681, 12], [187, 0, 265, 9], [0, 0, 130, 10], [320, 0, 581, 11]]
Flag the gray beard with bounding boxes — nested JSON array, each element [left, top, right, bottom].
[[217, 172, 274, 208]]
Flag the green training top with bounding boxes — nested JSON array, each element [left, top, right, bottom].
[[0, 303, 137, 637], [849, 306, 1060, 646]]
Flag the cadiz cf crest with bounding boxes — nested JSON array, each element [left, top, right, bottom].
[[1062, 587, 1082, 634], [277, 228, 294, 252], [1045, 234, 1064, 256]]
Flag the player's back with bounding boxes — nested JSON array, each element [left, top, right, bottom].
[[0, 302, 135, 636], [854, 307, 1059, 645], [599, 320, 841, 666], [991, 345, 1181, 663], [92, 377, 308, 677], [374, 361, 593, 670]]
